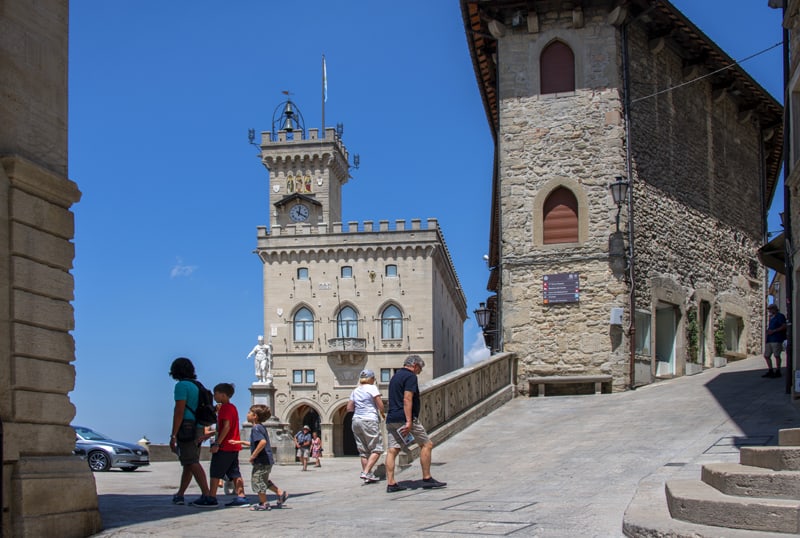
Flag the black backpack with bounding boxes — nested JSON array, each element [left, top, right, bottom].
[[189, 380, 217, 426]]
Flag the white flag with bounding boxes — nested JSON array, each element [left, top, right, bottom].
[[323, 55, 328, 103]]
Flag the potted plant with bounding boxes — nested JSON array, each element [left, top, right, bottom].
[[685, 307, 702, 375], [713, 317, 727, 367]]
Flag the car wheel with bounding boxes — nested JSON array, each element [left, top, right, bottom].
[[87, 450, 111, 472], [121, 467, 138, 472]]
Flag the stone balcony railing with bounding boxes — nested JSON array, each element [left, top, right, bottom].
[[327, 338, 367, 364]]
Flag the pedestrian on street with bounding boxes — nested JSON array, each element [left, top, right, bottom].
[[168, 357, 212, 506], [763, 303, 787, 378], [384, 355, 446, 493], [294, 425, 312, 471], [346, 368, 385, 483]]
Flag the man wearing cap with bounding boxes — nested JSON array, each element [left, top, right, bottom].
[[346, 368, 385, 483], [384, 354, 446, 492], [763, 304, 787, 378], [294, 425, 312, 471]]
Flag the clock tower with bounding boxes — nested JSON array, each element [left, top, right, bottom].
[[255, 98, 350, 229]]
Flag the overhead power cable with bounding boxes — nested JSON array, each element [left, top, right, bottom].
[[630, 41, 781, 105]]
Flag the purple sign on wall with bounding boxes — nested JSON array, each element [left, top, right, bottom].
[[543, 272, 580, 304]]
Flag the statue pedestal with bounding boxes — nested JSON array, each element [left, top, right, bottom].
[[249, 381, 275, 410], [245, 382, 296, 465]]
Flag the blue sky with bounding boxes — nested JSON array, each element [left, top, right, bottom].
[[68, 1, 784, 444]]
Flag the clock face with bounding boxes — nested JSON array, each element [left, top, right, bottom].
[[289, 204, 309, 222]]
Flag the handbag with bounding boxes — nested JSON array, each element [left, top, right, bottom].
[[176, 419, 197, 442]]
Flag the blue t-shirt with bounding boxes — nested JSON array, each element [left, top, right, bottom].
[[250, 424, 274, 465], [174, 380, 199, 420], [295, 431, 312, 448], [386, 367, 419, 423], [766, 312, 787, 343]]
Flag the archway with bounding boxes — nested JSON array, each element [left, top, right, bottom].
[[331, 403, 358, 456]]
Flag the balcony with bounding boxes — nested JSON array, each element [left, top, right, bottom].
[[327, 337, 367, 364]]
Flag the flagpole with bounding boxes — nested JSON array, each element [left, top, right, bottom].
[[321, 54, 326, 138]]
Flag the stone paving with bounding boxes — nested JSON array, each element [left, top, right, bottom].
[[89, 357, 800, 537]]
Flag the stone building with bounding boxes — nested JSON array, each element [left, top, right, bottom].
[[1, 0, 102, 536], [771, 0, 798, 397], [461, 0, 783, 393], [253, 101, 466, 455]]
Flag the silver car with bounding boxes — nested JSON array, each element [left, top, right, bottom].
[[73, 425, 150, 472]]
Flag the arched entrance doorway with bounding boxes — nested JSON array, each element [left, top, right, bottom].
[[331, 403, 358, 456], [287, 403, 321, 437]]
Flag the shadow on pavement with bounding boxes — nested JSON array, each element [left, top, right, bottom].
[[704, 364, 800, 445], [97, 491, 316, 529]]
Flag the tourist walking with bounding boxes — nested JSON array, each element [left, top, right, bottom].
[[168, 357, 212, 506], [230, 405, 289, 511], [347, 369, 384, 483], [384, 355, 446, 493]]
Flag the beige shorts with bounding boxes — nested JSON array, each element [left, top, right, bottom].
[[386, 418, 430, 450]]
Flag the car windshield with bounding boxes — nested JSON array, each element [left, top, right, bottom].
[[74, 426, 110, 441]]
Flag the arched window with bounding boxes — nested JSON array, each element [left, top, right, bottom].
[[381, 305, 403, 340], [293, 307, 314, 342], [337, 306, 358, 338], [540, 41, 575, 94], [543, 187, 579, 244]]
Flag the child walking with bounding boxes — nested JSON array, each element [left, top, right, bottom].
[[231, 405, 289, 511], [203, 383, 249, 507]]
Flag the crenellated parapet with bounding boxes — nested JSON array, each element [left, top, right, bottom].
[[259, 127, 349, 174]]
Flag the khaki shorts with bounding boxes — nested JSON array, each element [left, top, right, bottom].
[[764, 341, 784, 359], [386, 418, 430, 450]]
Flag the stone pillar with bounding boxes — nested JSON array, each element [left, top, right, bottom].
[[1, 3, 102, 535], [1, 157, 102, 537]]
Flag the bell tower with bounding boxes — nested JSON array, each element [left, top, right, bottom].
[[253, 97, 350, 229]]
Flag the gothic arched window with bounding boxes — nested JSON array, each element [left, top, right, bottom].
[[293, 307, 314, 342], [337, 306, 358, 338], [542, 187, 579, 244], [540, 40, 575, 94], [381, 305, 403, 340]]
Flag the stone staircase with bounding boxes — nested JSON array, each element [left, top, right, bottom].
[[665, 428, 800, 534]]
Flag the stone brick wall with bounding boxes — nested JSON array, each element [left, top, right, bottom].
[[492, 3, 769, 394], [626, 22, 765, 359]]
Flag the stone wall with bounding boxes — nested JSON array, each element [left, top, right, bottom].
[[492, 3, 769, 394], [626, 22, 765, 360], [1, 2, 102, 535], [496, 5, 630, 392]]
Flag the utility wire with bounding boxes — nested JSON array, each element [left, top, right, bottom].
[[630, 41, 781, 105]]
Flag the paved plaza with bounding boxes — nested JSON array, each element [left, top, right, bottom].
[[89, 357, 800, 537]]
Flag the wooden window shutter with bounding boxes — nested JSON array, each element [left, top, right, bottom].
[[543, 187, 579, 244], [540, 41, 575, 94]]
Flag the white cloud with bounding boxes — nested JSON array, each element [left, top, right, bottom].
[[464, 328, 490, 366], [170, 257, 198, 279]]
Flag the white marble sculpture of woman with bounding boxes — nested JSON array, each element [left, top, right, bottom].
[[247, 335, 272, 383]]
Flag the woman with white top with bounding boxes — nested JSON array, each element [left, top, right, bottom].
[[346, 369, 385, 483]]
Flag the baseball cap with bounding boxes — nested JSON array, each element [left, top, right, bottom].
[[359, 369, 375, 378]]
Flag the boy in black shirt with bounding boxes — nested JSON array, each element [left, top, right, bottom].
[[231, 405, 288, 511]]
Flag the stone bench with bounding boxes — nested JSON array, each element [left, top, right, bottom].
[[528, 374, 612, 397]]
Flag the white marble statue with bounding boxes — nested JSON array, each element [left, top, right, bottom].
[[247, 335, 272, 383]]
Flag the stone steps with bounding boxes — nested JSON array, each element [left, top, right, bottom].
[[665, 480, 800, 534], [660, 427, 800, 534], [701, 462, 800, 500], [740, 446, 800, 471]]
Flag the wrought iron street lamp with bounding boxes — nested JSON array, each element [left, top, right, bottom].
[[609, 177, 629, 233]]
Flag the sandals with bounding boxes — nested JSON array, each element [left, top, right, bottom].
[[250, 503, 271, 511], [276, 491, 289, 508]]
